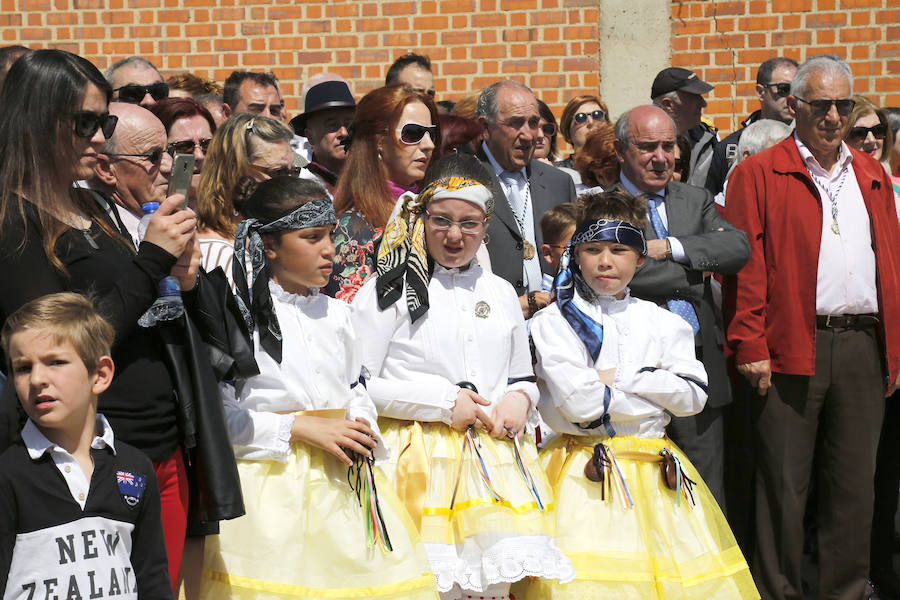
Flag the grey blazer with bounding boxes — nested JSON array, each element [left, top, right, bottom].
[[612, 179, 750, 408], [477, 150, 576, 296]]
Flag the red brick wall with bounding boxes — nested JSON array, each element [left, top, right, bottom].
[[4, 1, 896, 137], [2, 0, 599, 122], [672, 0, 900, 134]]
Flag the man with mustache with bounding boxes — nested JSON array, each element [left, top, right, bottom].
[[724, 55, 900, 600], [609, 104, 749, 509], [475, 80, 575, 319]]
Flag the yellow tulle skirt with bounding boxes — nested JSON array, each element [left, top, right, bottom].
[[526, 435, 759, 600], [200, 442, 439, 600], [378, 418, 574, 592]]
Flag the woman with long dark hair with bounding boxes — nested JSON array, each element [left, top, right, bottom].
[[328, 84, 439, 302], [0, 49, 200, 591]]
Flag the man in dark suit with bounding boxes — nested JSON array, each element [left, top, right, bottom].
[[610, 104, 750, 506], [474, 80, 576, 317]]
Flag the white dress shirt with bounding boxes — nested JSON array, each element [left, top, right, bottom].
[[22, 415, 117, 510], [618, 173, 688, 263], [351, 261, 539, 427], [531, 288, 707, 439], [482, 142, 544, 292], [223, 280, 384, 462], [793, 134, 878, 315]]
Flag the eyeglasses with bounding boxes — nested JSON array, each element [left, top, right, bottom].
[[397, 123, 438, 145], [425, 210, 486, 234], [253, 164, 302, 179], [794, 97, 855, 117], [106, 147, 166, 167], [763, 82, 792, 98], [847, 123, 887, 143], [540, 122, 557, 137], [113, 82, 170, 104], [166, 138, 212, 156], [573, 109, 606, 125], [72, 111, 118, 139]]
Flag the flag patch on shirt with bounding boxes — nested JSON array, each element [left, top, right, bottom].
[[116, 471, 145, 507]]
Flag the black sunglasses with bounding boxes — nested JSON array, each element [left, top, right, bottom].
[[166, 138, 212, 156], [106, 147, 165, 167], [397, 123, 437, 145], [253, 164, 302, 179], [674, 157, 689, 171], [72, 111, 118, 139], [573, 109, 606, 125], [847, 123, 887, 143], [540, 122, 557, 137], [794, 97, 855, 117], [763, 82, 791, 98], [113, 82, 170, 104]]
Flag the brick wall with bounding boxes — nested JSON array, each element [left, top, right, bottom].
[[672, 0, 900, 133], [3, 0, 896, 137]]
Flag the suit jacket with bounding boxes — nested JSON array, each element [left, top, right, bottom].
[[723, 137, 900, 382], [477, 147, 576, 295], [613, 179, 751, 407]]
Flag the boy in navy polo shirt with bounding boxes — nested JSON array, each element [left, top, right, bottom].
[[0, 293, 171, 600]]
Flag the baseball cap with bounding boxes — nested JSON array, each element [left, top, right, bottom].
[[651, 67, 714, 99]]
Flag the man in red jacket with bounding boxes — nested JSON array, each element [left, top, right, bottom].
[[724, 54, 900, 600]]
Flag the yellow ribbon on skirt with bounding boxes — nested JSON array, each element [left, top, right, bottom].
[[394, 421, 429, 531]]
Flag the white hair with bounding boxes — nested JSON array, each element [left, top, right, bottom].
[[726, 119, 793, 177], [790, 54, 853, 99]]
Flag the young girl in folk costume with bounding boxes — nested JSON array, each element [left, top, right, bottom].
[[527, 189, 758, 599], [352, 154, 574, 600], [200, 176, 438, 600]]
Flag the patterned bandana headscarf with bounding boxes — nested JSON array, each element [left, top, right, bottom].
[[376, 177, 493, 323], [232, 197, 336, 363], [552, 218, 647, 361]]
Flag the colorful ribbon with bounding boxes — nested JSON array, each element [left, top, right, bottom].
[[507, 428, 545, 512], [349, 455, 393, 552]]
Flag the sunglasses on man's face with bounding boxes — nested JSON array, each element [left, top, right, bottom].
[[106, 147, 166, 167], [573, 109, 606, 125], [166, 138, 212, 156], [113, 82, 170, 104], [397, 123, 437, 145], [847, 123, 887, 144], [72, 111, 118, 139], [794, 97, 856, 117], [763, 82, 792, 98]]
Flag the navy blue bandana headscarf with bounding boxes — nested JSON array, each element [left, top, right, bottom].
[[551, 219, 647, 361]]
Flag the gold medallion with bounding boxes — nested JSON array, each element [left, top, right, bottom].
[[475, 301, 491, 318], [523, 239, 536, 260], [831, 218, 840, 235]]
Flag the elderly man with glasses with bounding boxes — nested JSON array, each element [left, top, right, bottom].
[[88, 102, 174, 245], [105, 56, 169, 108], [724, 54, 900, 600], [705, 57, 799, 196]]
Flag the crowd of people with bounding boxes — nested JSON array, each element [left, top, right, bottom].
[[0, 43, 897, 600]]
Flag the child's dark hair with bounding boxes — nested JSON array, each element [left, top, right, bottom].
[[540, 202, 578, 244], [1, 292, 113, 373], [576, 188, 648, 229], [423, 152, 496, 191], [239, 176, 331, 224]]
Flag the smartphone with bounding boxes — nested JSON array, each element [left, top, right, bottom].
[[167, 154, 195, 209]]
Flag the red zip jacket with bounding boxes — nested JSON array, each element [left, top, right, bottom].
[[723, 136, 900, 384]]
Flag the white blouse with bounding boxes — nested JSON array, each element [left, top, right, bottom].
[[351, 262, 539, 426], [531, 288, 707, 439], [223, 280, 384, 462]]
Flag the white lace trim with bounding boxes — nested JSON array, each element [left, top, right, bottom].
[[424, 534, 575, 593]]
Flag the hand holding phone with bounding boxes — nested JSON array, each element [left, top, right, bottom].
[[167, 154, 195, 210]]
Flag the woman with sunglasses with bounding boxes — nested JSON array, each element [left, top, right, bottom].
[[329, 85, 439, 303], [844, 95, 895, 170], [150, 97, 217, 206], [555, 94, 611, 172], [352, 153, 573, 600], [195, 113, 295, 288], [0, 49, 200, 589]]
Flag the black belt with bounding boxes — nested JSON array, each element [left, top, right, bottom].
[[815, 313, 879, 329]]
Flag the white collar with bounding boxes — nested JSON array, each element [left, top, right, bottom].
[[268, 278, 321, 305], [23, 414, 117, 460], [481, 141, 527, 180], [793, 131, 853, 176], [619, 172, 667, 200]]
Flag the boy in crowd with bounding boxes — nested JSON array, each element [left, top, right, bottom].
[[0, 293, 172, 600], [539, 202, 579, 292]]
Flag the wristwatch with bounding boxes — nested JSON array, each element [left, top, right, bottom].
[[664, 238, 673, 261]]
